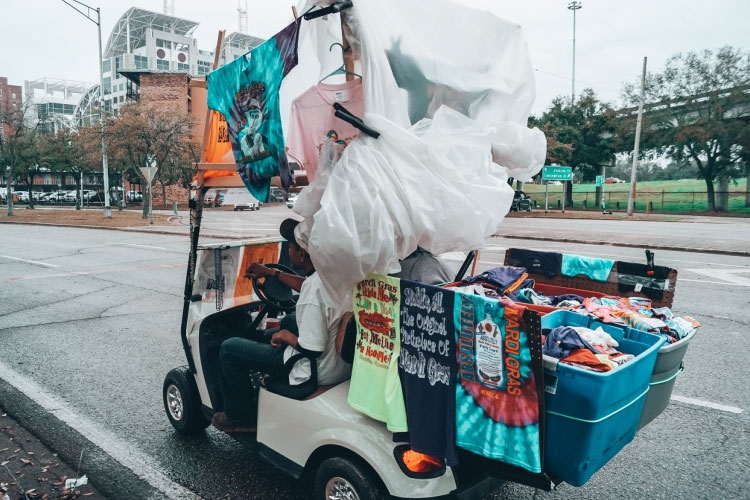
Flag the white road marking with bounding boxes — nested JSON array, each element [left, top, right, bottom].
[[0, 360, 200, 499], [671, 395, 744, 414], [684, 268, 750, 286], [1, 255, 58, 268], [124, 243, 168, 251], [679, 278, 749, 287]]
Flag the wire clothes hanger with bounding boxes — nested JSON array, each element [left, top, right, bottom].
[[319, 42, 361, 83]]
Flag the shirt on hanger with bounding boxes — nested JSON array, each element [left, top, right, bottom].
[[286, 78, 364, 182], [207, 21, 300, 202]]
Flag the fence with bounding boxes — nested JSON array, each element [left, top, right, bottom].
[[527, 190, 750, 214]]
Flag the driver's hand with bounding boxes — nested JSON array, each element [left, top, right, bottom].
[[270, 330, 295, 348], [245, 262, 272, 279]]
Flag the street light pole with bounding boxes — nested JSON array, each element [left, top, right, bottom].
[[567, 1, 582, 103], [61, 0, 111, 218]]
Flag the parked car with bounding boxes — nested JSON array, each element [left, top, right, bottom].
[[63, 191, 78, 203], [127, 191, 143, 202], [510, 190, 532, 212], [82, 190, 99, 201], [286, 193, 299, 209], [605, 177, 626, 184], [16, 191, 30, 203], [233, 200, 259, 211]]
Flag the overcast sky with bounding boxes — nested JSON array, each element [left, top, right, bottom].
[[1, 0, 748, 115]]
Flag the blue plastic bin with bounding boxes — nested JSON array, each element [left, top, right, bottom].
[[541, 310, 665, 486]]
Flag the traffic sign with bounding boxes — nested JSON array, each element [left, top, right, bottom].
[[542, 166, 572, 181], [596, 175, 604, 187]]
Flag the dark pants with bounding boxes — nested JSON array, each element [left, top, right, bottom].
[[219, 337, 286, 426]]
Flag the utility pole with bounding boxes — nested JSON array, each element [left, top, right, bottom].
[[60, 0, 112, 218], [567, 1, 582, 103], [628, 57, 647, 216]]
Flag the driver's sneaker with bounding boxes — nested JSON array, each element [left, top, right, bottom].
[[211, 412, 256, 433]]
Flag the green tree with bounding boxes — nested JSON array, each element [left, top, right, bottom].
[[530, 89, 618, 205], [622, 46, 750, 211]]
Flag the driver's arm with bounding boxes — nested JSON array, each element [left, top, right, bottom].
[[245, 263, 306, 292]]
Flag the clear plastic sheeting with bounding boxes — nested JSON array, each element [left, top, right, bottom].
[[293, 0, 546, 305]]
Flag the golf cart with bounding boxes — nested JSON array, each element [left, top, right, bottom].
[[161, 1, 682, 497]]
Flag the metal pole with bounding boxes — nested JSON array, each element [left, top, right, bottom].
[[6, 167, 13, 216], [149, 181, 154, 225], [567, 1, 582, 103], [628, 57, 647, 216], [96, 8, 112, 218]]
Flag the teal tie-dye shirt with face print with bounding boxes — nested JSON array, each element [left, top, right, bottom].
[[207, 21, 300, 202]]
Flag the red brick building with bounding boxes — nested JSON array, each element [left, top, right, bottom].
[[0, 76, 23, 140]]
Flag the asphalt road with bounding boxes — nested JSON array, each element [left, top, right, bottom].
[[0, 213, 748, 500]]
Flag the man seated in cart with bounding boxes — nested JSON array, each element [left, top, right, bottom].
[[211, 218, 352, 433]]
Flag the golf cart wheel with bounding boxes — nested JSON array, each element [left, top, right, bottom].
[[163, 366, 210, 435], [314, 456, 384, 500]]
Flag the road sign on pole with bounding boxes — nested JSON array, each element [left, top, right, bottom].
[[139, 166, 158, 225], [596, 175, 604, 187], [542, 166, 573, 181]]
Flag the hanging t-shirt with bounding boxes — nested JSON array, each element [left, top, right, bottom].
[[207, 21, 300, 202], [398, 280, 458, 465], [454, 293, 541, 473], [286, 78, 364, 182], [347, 275, 408, 432]]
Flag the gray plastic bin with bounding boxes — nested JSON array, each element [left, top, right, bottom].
[[638, 328, 696, 429]]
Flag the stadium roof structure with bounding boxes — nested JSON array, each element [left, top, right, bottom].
[[224, 32, 265, 51], [104, 7, 199, 59]]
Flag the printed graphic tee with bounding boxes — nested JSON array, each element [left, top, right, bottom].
[[286, 78, 364, 182], [398, 280, 458, 465], [454, 293, 541, 472], [347, 275, 408, 432], [207, 21, 300, 202]]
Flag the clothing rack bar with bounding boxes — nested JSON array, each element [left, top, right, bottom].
[[303, 1, 353, 21]]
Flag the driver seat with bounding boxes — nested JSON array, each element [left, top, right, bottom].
[[262, 311, 357, 401]]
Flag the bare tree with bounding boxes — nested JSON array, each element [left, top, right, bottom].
[[106, 102, 195, 217]]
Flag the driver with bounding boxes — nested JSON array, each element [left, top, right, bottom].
[[211, 218, 352, 433]]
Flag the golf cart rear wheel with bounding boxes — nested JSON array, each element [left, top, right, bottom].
[[314, 457, 384, 500], [163, 366, 210, 435]]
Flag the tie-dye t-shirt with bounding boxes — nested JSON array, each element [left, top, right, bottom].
[[454, 293, 541, 473], [207, 22, 300, 202]]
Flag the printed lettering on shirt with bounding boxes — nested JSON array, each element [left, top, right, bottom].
[[400, 285, 451, 387], [354, 277, 399, 368]]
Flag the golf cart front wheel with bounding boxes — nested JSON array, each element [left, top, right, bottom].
[[163, 366, 210, 435], [314, 457, 384, 500]]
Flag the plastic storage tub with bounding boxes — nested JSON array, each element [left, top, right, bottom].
[[638, 328, 695, 429], [541, 310, 665, 486]]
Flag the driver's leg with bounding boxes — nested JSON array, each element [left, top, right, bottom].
[[218, 337, 285, 428]]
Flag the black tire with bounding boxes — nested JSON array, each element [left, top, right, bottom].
[[314, 456, 385, 500], [163, 366, 210, 435]]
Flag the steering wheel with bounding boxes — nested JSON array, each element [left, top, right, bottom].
[[252, 263, 298, 312]]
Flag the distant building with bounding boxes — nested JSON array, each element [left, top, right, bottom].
[[24, 78, 95, 133], [102, 7, 262, 111], [0, 76, 23, 139]]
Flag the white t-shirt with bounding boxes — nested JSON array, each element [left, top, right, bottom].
[[283, 272, 351, 385]]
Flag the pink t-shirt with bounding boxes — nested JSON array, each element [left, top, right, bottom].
[[286, 79, 364, 182]]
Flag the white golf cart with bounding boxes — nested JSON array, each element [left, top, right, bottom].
[[162, 151, 561, 499]]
